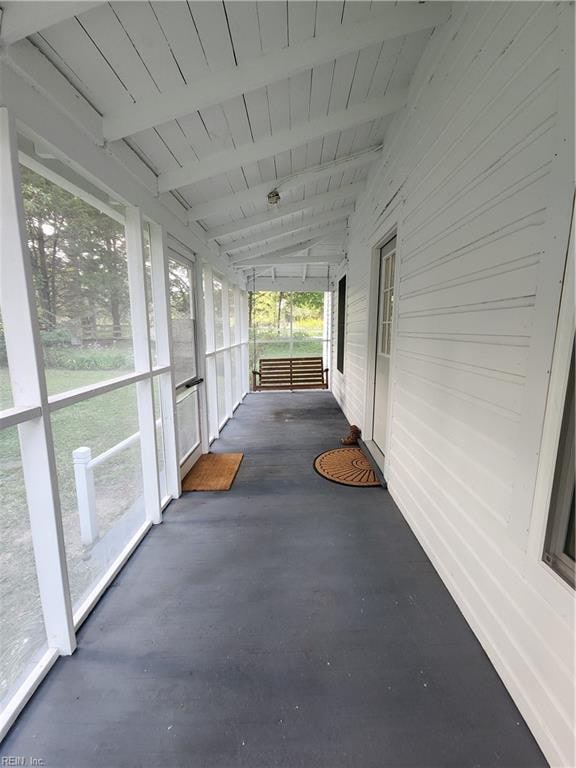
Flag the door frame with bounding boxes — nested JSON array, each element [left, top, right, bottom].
[[166, 247, 209, 482], [363, 224, 399, 478]]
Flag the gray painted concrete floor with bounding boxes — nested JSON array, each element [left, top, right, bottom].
[[2, 393, 546, 767]]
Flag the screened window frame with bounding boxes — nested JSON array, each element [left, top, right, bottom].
[[0, 120, 180, 739], [202, 264, 249, 441]]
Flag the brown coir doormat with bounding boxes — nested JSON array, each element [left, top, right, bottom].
[[182, 453, 243, 492], [314, 447, 381, 487]]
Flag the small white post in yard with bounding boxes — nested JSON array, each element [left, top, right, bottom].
[[73, 447, 98, 546]]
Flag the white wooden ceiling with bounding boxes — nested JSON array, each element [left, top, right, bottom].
[[1, 1, 448, 280]]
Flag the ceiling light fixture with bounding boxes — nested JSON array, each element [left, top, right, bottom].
[[267, 189, 280, 206]]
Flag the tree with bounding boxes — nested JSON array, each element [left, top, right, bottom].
[[20, 166, 130, 341]]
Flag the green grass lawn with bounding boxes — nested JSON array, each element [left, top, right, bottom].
[[0, 367, 116, 411], [0, 366, 145, 701], [0, 367, 140, 461]]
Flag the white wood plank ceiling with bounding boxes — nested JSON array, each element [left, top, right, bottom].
[[2, 1, 449, 278]]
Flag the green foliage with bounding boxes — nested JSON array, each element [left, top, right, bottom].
[[20, 165, 130, 338], [40, 328, 73, 347], [291, 292, 324, 312], [249, 291, 325, 337], [43, 346, 133, 371], [169, 262, 192, 319], [0, 325, 6, 365]]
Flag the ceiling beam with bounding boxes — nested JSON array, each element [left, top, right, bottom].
[[221, 205, 355, 255], [230, 224, 347, 264], [0, 2, 104, 45], [208, 182, 364, 241], [103, 4, 450, 142], [188, 146, 381, 221], [4, 39, 104, 145], [238, 252, 343, 269], [245, 276, 333, 293], [158, 91, 406, 193], [233, 238, 326, 265]]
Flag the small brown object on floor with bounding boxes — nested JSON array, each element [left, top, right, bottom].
[[182, 452, 243, 492], [341, 424, 361, 445]]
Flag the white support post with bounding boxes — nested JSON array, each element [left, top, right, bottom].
[[221, 278, 233, 422], [323, 290, 331, 370], [233, 286, 242, 405], [193, 258, 210, 453], [124, 206, 161, 524], [73, 447, 98, 545], [240, 291, 250, 396], [203, 264, 216, 354], [202, 265, 219, 441], [149, 222, 180, 498], [0, 107, 76, 654]]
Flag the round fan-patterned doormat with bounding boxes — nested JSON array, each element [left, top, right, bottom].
[[313, 447, 381, 487]]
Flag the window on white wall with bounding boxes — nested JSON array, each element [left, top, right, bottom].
[[337, 276, 346, 374], [543, 345, 575, 588]]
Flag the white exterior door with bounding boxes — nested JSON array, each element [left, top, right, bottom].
[[372, 237, 396, 455]]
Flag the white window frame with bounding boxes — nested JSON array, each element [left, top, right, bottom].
[[202, 266, 249, 441], [0, 109, 180, 739]]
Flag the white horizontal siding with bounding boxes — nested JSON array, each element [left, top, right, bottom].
[[332, 3, 574, 765]]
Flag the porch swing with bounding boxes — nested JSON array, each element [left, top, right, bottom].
[[249, 267, 329, 392]]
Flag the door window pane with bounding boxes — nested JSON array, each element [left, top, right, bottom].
[[20, 166, 133, 396], [378, 249, 395, 357], [51, 385, 145, 608], [169, 259, 196, 386], [176, 389, 200, 463], [0, 427, 48, 707]]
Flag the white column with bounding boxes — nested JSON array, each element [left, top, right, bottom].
[[240, 291, 250, 396], [149, 223, 180, 498], [0, 107, 75, 654], [124, 206, 161, 524], [193, 258, 210, 453], [221, 278, 233, 420], [203, 264, 215, 353], [202, 265, 219, 440]]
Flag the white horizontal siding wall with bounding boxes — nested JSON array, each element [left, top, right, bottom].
[[333, 3, 574, 766]]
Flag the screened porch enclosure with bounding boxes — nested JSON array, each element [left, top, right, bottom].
[[248, 290, 331, 390], [0, 119, 249, 735], [0, 1, 574, 766]]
